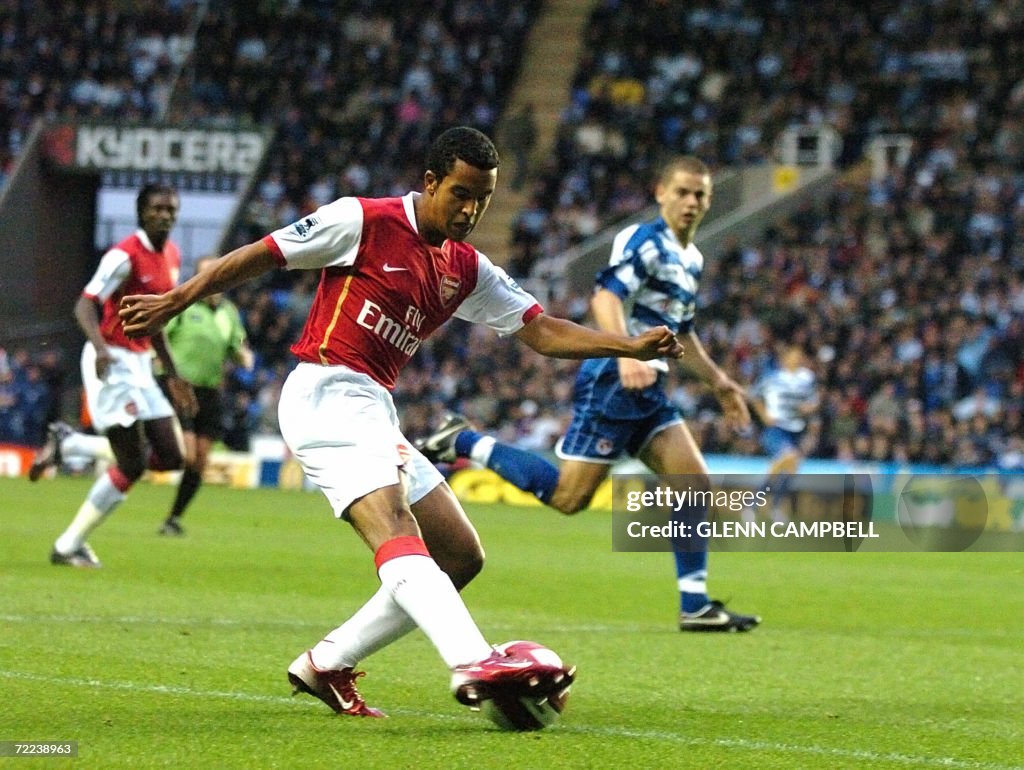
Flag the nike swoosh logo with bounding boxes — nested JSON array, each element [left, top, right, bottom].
[[328, 683, 356, 711], [382, 264, 408, 273], [491, 658, 534, 670], [685, 612, 728, 625]]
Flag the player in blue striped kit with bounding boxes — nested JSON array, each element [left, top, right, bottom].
[[750, 345, 819, 522], [420, 156, 760, 632]]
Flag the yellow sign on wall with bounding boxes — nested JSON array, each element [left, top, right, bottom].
[[773, 164, 800, 193], [448, 468, 612, 510]]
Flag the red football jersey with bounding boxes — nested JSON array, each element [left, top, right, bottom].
[[264, 194, 542, 389], [82, 230, 181, 353]]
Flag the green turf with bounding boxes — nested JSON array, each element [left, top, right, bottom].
[[1, 476, 1022, 769]]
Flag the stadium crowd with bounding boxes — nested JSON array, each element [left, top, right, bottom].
[[176, 0, 540, 251], [0, 346, 64, 447], [2, 1, 1022, 472], [0, 0, 193, 193], [402, 0, 1023, 471], [508, 0, 1023, 280], [397, 149, 1024, 472]]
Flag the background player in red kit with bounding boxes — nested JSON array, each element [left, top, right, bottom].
[[46, 184, 197, 568], [119, 127, 682, 717]]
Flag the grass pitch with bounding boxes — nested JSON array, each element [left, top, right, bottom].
[[1, 476, 1022, 769]]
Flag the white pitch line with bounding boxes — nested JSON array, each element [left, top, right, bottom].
[[1, 670, 1019, 770], [0, 613, 322, 630], [560, 725, 1024, 770], [0, 613, 643, 634], [2, 613, 1019, 641]]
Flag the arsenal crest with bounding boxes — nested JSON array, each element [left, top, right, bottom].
[[440, 274, 461, 304]]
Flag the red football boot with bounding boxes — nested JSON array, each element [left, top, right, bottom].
[[287, 651, 386, 718]]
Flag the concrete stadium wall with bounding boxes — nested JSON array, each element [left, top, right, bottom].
[[0, 120, 97, 352]]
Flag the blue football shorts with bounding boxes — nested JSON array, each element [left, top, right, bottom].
[[556, 358, 682, 463], [760, 425, 802, 457]]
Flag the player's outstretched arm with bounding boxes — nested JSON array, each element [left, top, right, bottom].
[[514, 313, 683, 361], [120, 240, 278, 338], [679, 330, 751, 429]]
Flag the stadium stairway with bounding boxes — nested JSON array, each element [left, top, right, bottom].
[[470, 0, 600, 264]]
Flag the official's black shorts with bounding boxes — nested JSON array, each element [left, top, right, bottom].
[[158, 377, 223, 439]]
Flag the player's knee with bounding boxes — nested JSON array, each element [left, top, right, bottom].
[[450, 546, 485, 590], [558, 500, 588, 515], [693, 471, 712, 492], [550, 489, 591, 515], [118, 455, 146, 482], [433, 540, 485, 590], [149, 447, 184, 471]]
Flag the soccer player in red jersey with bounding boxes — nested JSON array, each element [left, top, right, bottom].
[[119, 127, 682, 717], [43, 184, 197, 568]]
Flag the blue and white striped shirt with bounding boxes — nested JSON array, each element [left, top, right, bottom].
[[596, 216, 702, 373], [754, 367, 818, 432]]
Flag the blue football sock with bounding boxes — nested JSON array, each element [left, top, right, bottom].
[[488, 443, 559, 504], [453, 430, 481, 457], [673, 503, 710, 613], [675, 550, 709, 613], [455, 431, 559, 504], [771, 473, 794, 510]]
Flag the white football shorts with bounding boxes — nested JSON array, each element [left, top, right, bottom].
[[81, 342, 175, 433], [278, 362, 444, 518]]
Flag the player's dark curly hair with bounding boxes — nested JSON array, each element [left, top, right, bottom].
[[426, 126, 500, 181], [136, 183, 178, 225]]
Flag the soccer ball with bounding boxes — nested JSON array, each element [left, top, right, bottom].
[[480, 641, 574, 731]]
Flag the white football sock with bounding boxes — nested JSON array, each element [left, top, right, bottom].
[[469, 435, 496, 466], [378, 553, 491, 669], [53, 472, 125, 553], [677, 570, 708, 598], [61, 431, 114, 462], [310, 586, 415, 670]]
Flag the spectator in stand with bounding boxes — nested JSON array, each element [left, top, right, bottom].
[[501, 102, 538, 191], [1, 2, 191, 194], [0, 350, 19, 443]]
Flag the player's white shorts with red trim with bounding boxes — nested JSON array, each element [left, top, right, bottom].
[[81, 342, 175, 433], [278, 362, 444, 518]]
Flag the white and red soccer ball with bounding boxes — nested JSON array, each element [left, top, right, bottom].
[[480, 641, 574, 732]]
